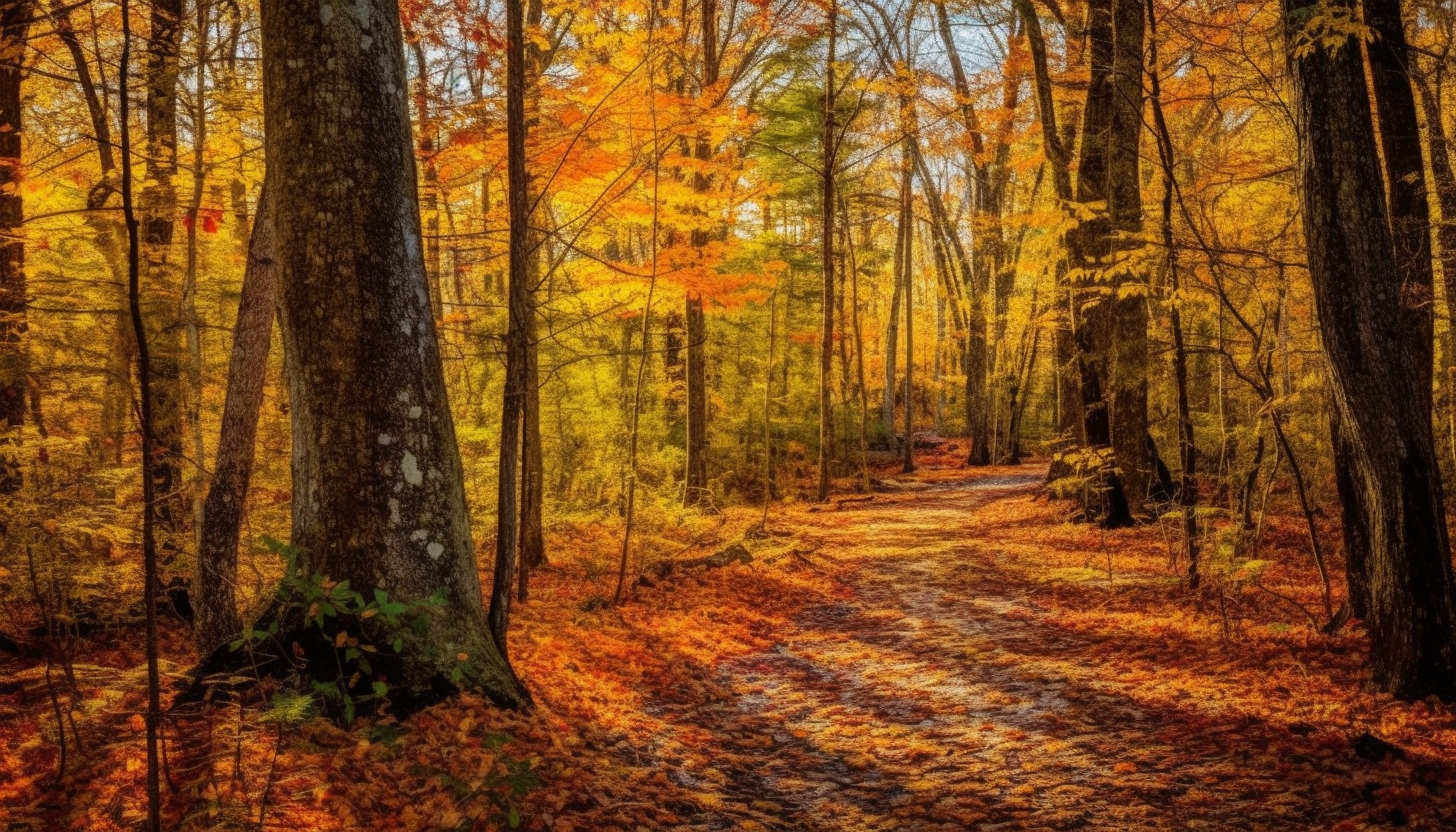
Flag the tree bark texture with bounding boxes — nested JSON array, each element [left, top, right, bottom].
[[1283, 0, 1456, 698], [1366, 0, 1435, 412], [1106, 0, 1152, 511], [258, 0, 528, 705], [0, 0, 30, 496], [195, 185, 274, 654], [1069, 0, 1133, 526], [142, 0, 189, 562]]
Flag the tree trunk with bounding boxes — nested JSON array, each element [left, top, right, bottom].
[[1366, 0, 1435, 409], [1147, 0, 1198, 585], [685, 296, 709, 503], [816, 0, 837, 503], [259, 0, 528, 705], [1413, 70, 1456, 461], [1107, 0, 1151, 511], [684, 0, 718, 509], [1068, 0, 1133, 526], [489, 0, 534, 660], [0, 0, 30, 497], [183, 0, 211, 544], [54, 0, 135, 465], [883, 171, 906, 435], [1282, 0, 1456, 698], [902, 170, 915, 475], [1356, 0, 1435, 619], [141, 0, 189, 563], [1018, 0, 1082, 442], [517, 0, 546, 598], [195, 185, 274, 654]]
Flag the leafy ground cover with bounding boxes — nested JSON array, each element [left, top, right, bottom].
[[5, 458, 1456, 830]]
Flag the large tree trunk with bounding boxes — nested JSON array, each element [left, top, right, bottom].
[[258, 0, 527, 705], [1282, 0, 1456, 698], [141, 0, 189, 563], [194, 185, 274, 655], [0, 0, 30, 497], [933, 0, 991, 463], [1068, 0, 1134, 526], [1106, 0, 1152, 510], [1348, 0, 1435, 621], [1366, 0, 1434, 408]]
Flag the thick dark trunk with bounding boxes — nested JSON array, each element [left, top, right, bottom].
[[195, 185, 274, 655], [1282, 0, 1456, 698], [0, 0, 30, 496], [1366, 0, 1435, 414], [1332, 411, 1371, 619], [259, 0, 527, 705], [1107, 0, 1150, 512], [1069, 0, 1132, 526], [1065, 0, 1129, 527], [1351, 0, 1434, 619]]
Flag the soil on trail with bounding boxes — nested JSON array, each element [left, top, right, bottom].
[[596, 464, 1456, 832]]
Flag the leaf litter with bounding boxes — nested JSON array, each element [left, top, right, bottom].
[[5, 461, 1456, 829]]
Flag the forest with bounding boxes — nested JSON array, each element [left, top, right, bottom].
[[4, 0, 1456, 827]]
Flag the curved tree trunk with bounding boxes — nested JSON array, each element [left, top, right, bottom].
[[259, 0, 528, 705], [194, 185, 274, 655]]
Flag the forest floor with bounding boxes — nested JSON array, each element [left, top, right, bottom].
[[7, 455, 1456, 830]]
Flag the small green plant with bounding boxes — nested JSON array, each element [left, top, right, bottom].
[[232, 537, 445, 725]]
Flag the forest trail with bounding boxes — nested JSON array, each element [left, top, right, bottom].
[[583, 464, 1450, 832], [12, 463, 1456, 831]]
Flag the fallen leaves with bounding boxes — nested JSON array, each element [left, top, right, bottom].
[[8, 462, 1456, 829]]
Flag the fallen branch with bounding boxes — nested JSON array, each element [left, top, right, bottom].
[[638, 543, 753, 586]]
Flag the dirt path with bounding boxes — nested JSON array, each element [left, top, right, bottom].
[[627, 466, 1430, 831]]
